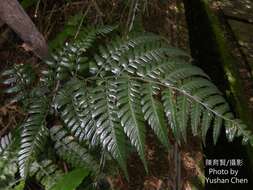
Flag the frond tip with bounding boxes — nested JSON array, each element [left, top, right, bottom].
[[18, 96, 49, 178]]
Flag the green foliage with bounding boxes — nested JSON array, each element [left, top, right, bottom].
[[51, 168, 90, 190], [54, 80, 99, 145], [50, 126, 99, 172], [1, 63, 36, 103], [12, 180, 25, 190], [0, 133, 18, 190], [29, 160, 64, 190], [48, 13, 84, 51], [46, 25, 116, 81], [1, 25, 253, 189], [18, 94, 49, 178], [0, 133, 12, 156]]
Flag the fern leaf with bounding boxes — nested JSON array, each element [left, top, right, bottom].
[[29, 160, 64, 190], [115, 78, 147, 172], [190, 103, 203, 136], [213, 117, 223, 145], [76, 26, 116, 53], [119, 45, 189, 76], [165, 66, 209, 84], [40, 68, 55, 88], [204, 95, 226, 109], [201, 111, 213, 146], [138, 58, 187, 80], [161, 89, 180, 143], [0, 133, 18, 190], [141, 83, 169, 148], [1, 64, 36, 103], [192, 85, 221, 100], [50, 126, 99, 172], [176, 95, 190, 142], [224, 113, 237, 142], [46, 26, 116, 80], [92, 35, 162, 75], [0, 159, 18, 190], [54, 79, 98, 145], [0, 133, 12, 156], [18, 96, 49, 178], [212, 104, 230, 144], [90, 80, 128, 176]]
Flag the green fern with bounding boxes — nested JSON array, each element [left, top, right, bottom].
[[50, 126, 99, 172], [115, 77, 147, 171], [29, 160, 64, 190], [1, 25, 253, 186], [0, 159, 18, 190], [0, 133, 19, 190], [45, 26, 116, 81], [18, 94, 49, 178], [54, 79, 99, 146], [141, 83, 169, 148], [90, 79, 129, 176], [1, 63, 36, 103], [0, 133, 12, 156]]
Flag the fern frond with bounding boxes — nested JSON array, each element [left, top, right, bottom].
[[141, 83, 169, 148], [201, 111, 213, 146], [161, 88, 180, 143], [18, 96, 49, 178], [75, 25, 116, 53], [45, 26, 116, 81], [181, 78, 218, 94], [40, 68, 55, 88], [2, 27, 253, 183], [190, 102, 203, 136], [54, 79, 99, 146], [0, 133, 12, 156], [1, 63, 36, 103], [92, 34, 252, 146], [90, 80, 128, 176], [50, 126, 99, 172], [115, 77, 147, 172], [91, 34, 163, 75], [137, 58, 187, 80], [176, 95, 190, 142], [0, 133, 18, 190], [0, 158, 18, 190], [54, 30, 253, 155], [115, 44, 189, 76], [29, 160, 64, 190]]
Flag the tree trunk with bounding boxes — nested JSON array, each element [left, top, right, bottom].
[[0, 0, 48, 58]]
